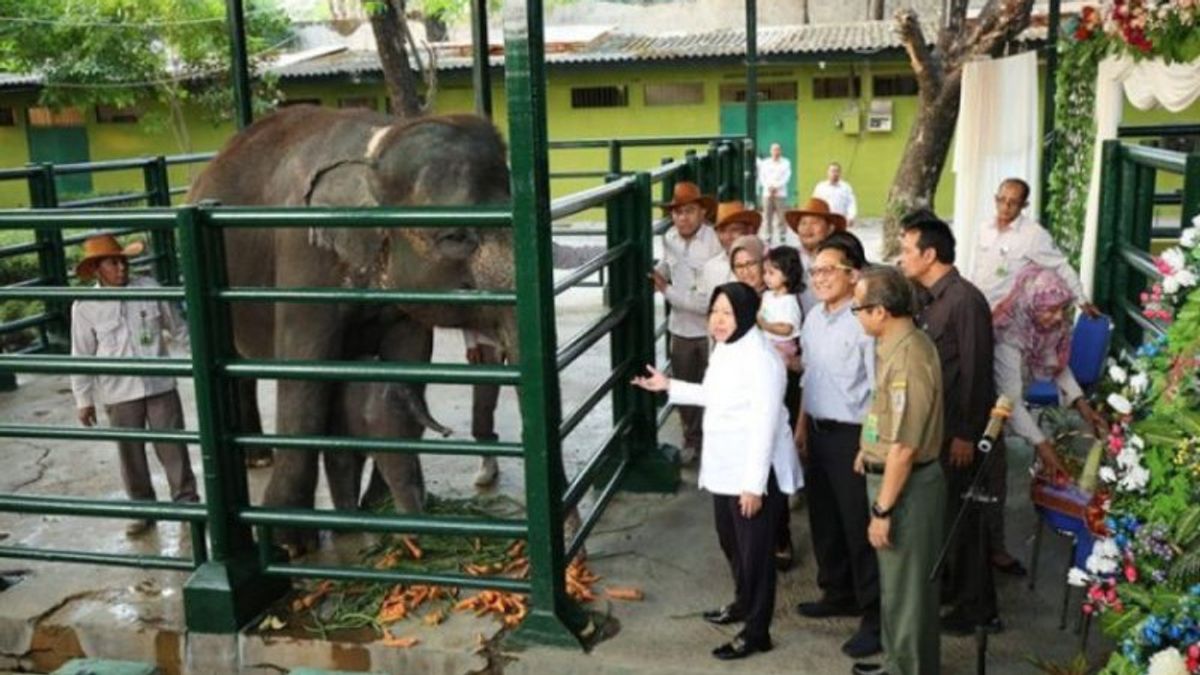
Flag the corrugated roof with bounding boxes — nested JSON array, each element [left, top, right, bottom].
[[270, 21, 1047, 79], [0, 73, 42, 87]]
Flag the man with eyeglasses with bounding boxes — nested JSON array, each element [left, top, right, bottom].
[[849, 265, 946, 675], [969, 178, 1099, 316], [650, 182, 723, 463], [794, 232, 882, 660]]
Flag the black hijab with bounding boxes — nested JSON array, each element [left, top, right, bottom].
[[709, 281, 761, 344]]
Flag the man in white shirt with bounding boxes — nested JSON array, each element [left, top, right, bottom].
[[757, 143, 792, 246], [650, 182, 723, 461], [812, 162, 858, 228], [968, 178, 1100, 317], [70, 235, 198, 537]]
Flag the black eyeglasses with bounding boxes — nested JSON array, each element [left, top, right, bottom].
[[850, 303, 879, 314]]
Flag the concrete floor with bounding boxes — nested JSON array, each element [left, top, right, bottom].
[[0, 222, 1114, 673]]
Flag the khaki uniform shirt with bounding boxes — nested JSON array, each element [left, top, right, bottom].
[[860, 324, 943, 465]]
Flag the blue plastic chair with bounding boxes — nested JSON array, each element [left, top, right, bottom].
[[1024, 314, 1113, 406]]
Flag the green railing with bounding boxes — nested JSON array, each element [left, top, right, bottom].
[[1093, 140, 1200, 348], [0, 136, 740, 646]]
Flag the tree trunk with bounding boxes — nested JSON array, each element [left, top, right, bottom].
[[367, 0, 422, 118]]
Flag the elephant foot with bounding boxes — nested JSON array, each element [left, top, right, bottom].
[[564, 506, 586, 561], [272, 529, 318, 560], [245, 448, 274, 469], [473, 457, 499, 488]]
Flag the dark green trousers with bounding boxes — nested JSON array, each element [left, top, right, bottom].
[[867, 463, 946, 675]]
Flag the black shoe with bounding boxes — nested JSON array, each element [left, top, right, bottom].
[[992, 555, 1028, 577], [712, 634, 772, 660], [702, 605, 744, 625], [797, 597, 860, 618], [941, 610, 1004, 636], [851, 663, 888, 675], [774, 540, 796, 572], [841, 624, 883, 658]]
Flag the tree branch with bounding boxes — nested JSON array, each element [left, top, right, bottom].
[[958, 0, 1035, 60], [894, 9, 941, 95]]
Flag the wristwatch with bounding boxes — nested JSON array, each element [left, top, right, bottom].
[[871, 501, 893, 519]]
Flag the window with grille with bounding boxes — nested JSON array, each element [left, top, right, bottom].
[[338, 97, 377, 111], [644, 82, 704, 106], [812, 76, 862, 100], [718, 82, 797, 103], [95, 105, 141, 124], [570, 86, 628, 109], [872, 75, 919, 97], [0, 107, 14, 126], [27, 107, 85, 127]]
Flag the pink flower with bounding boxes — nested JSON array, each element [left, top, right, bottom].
[[1124, 563, 1138, 582]]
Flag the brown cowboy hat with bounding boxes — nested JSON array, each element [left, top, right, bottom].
[[662, 181, 717, 221], [714, 200, 762, 233], [784, 197, 847, 232], [75, 234, 145, 280]]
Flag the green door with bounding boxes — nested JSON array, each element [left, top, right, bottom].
[[720, 101, 797, 199], [25, 108, 93, 199]]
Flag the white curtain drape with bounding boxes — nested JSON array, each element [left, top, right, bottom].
[[952, 50, 1041, 278], [1080, 57, 1200, 295]]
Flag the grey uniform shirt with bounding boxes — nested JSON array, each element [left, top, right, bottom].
[[800, 300, 875, 423]]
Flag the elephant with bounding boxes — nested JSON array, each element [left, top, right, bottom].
[[187, 105, 517, 554]]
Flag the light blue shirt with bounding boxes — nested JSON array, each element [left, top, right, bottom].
[[800, 300, 875, 424]]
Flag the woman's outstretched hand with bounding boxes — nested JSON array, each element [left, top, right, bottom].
[[631, 365, 669, 392]]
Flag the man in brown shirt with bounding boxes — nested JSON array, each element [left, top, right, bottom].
[[898, 210, 1003, 635], [851, 266, 945, 675]]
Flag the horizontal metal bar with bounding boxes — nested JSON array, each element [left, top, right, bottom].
[[1117, 297, 1168, 339], [262, 563, 531, 593], [550, 171, 613, 179], [0, 240, 40, 257], [654, 319, 668, 341], [0, 545, 195, 571], [164, 152, 217, 165], [1153, 193, 1183, 206], [1117, 124, 1200, 138], [223, 360, 520, 386], [553, 243, 628, 296], [653, 216, 672, 236], [234, 434, 523, 458], [206, 206, 513, 228], [240, 507, 527, 538], [563, 414, 631, 511], [649, 160, 689, 183], [565, 455, 631, 562], [560, 356, 634, 441], [0, 423, 199, 444], [656, 399, 674, 429], [556, 304, 629, 371], [1152, 227, 1184, 239], [1122, 145, 1188, 173], [549, 135, 741, 150], [0, 286, 184, 301], [7, 276, 49, 288], [0, 355, 192, 376], [0, 167, 38, 180], [61, 226, 146, 245], [55, 157, 155, 175], [550, 178, 636, 220], [0, 312, 51, 335], [550, 229, 605, 237], [60, 192, 151, 208], [1117, 243, 1163, 281], [0, 210, 177, 230], [0, 494, 207, 521], [218, 287, 517, 306], [168, 187, 189, 196]]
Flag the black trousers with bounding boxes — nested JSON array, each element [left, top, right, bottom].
[[805, 419, 880, 623], [775, 371, 802, 555], [713, 472, 787, 645], [942, 445, 1000, 622]]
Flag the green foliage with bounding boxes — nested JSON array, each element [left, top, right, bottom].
[[0, 0, 291, 134]]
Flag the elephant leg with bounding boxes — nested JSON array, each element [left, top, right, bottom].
[[359, 462, 390, 510], [237, 378, 273, 468], [323, 450, 364, 512], [374, 452, 426, 513]]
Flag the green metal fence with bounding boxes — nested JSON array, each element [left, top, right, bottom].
[[1093, 140, 1200, 348], [0, 136, 740, 647]]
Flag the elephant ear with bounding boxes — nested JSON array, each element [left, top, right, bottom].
[[305, 160, 388, 274]]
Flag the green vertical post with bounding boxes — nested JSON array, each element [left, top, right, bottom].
[[225, 0, 253, 129], [710, 141, 728, 201], [745, 0, 758, 173], [502, 0, 587, 648], [744, 138, 757, 207], [660, 156, 676, 207], [143, 157, 180, 286], [606, 183, 632, 434], [1116, 154, 1139, 347], [620, 171, 678, 492], [1093, 141, 1121, 314], [28, 164, 69, 351], [608, 140, 622, 177], [684, 149, 699, 184], [178, 206, 286, 633], [470, 0, 492, 118], [1182, 153, 1200, 230]]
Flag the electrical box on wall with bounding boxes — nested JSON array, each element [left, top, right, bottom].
[[839, 102, 861, 136], [867, 99, 893, 133]]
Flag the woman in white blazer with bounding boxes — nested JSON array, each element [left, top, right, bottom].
[[633, 282, 803, 660]]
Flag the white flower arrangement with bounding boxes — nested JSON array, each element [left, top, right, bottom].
[[1067, 566, 1092, 587], [1107, 392, 1134, 416], [1086, 537, 1121, 575], [1147, 647, 1189, 675], [1108, 363, 1128, 384]]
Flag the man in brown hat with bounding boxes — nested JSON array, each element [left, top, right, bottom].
[[70, 235, 198, 537], [785, 197, 847, 315], [650, 182, 723, 462], [701, 201, 763, 294]]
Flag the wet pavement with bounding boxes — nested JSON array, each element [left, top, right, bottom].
[[0, 222, 1113, 673]]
